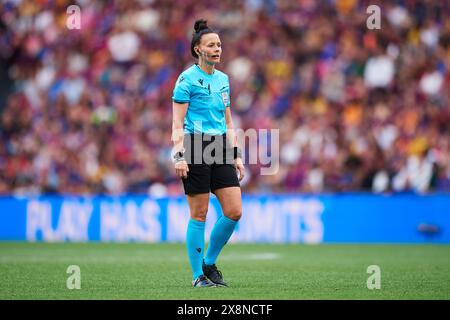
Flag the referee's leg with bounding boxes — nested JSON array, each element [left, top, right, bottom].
[[213, 187, 242, 221], [204, 186, 242, 271], [186, 193, 213, 286]]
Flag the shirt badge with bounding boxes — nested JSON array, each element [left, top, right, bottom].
[[221, 91, 229, 105]]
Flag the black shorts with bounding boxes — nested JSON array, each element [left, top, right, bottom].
[[182, 163, 240, 195], [181, 133, 240, 195]]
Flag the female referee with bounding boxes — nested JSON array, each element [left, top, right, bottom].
[[171, 19, 244, 288]]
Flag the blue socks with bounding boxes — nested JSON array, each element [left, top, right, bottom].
[[186, 216, 238, 280], [204, 215, 237, 266], [186, 219, 206, 280]]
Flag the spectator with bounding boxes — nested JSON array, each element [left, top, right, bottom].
[[0, 0, 449, 195]]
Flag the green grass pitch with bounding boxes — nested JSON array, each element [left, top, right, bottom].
[[0, 242, 449, 299]]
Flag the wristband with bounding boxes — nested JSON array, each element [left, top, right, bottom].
[[233, 147, 242, 159]]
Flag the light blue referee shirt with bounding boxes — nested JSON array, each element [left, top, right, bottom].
[[172, 64, 230, 135]]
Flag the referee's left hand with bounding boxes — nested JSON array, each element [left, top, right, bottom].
[[235, 158, 245, 181]]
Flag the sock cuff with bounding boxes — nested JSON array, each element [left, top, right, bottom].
[[221, 215, 238, 225], [189, 218, 206, 229]]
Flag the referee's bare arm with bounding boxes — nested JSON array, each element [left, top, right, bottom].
[[225, 107, 245, 181], [172, 102, 189, 178]]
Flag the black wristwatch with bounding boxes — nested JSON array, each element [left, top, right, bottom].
[[174, 151, 184, 159], [173, 148, 186, 163]]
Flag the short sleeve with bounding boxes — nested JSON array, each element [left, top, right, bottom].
[[225, 76, 231, 107], [172, 74, 190, 103]]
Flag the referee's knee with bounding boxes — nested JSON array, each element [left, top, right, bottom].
[[190, 208, 208, 222], [224, 207, 242, 221]]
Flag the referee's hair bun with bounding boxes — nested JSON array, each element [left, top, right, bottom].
[[194, 19, 209, 33]]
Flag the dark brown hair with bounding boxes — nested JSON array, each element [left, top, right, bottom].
[[191, 19, 215, 59]]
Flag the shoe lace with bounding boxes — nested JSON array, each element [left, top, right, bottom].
[[197, 275, 208, 285], [209, 264, 223, 279]]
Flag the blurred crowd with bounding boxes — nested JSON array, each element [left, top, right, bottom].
[[0, 0, 449, 196]]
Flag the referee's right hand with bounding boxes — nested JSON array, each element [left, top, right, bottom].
[[175, 160, 189, 179]]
